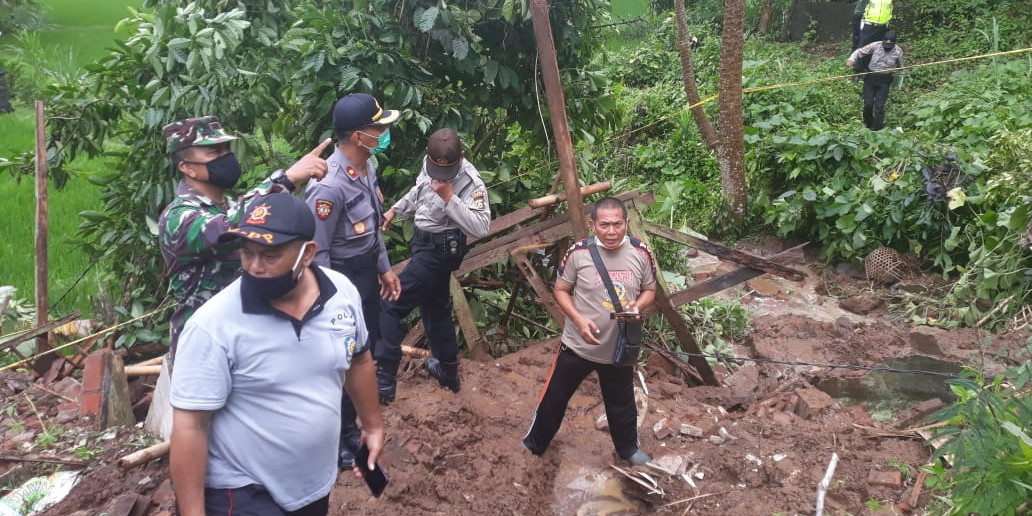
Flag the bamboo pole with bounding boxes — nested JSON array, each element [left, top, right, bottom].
[[125, 365, 163, 377], [34, 100, 50, 352], [527, 181, 611, 208], [118, 441, 170, 470]]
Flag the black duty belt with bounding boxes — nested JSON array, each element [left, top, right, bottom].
[[413, 228, 465, 245]]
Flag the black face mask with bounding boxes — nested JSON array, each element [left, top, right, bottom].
[[205, 152, 243, 189], [240, 243, 308, 301], [882, 43, 896, 51]]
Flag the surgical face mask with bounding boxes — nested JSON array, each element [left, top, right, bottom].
[[882, 42, 895, 51], [240, 242, 309, 301], [203, 152, 243, 188], [359, 129, 391, 155]]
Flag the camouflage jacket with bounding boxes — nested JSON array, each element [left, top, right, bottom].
[[159, 179, 282, 360]]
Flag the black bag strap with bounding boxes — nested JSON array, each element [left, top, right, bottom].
[[587, 240, 623, 314]]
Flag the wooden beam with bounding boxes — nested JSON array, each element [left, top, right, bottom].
[[653, 285, 718, 385], [530, 0, 588, 239], [0, 311, 80, 353], [511, 244, 566, 326], [626, 207, 718, 386], [643, 243, 808, 316], [449, 276, 490, 361], [641, 220, 805, 281]]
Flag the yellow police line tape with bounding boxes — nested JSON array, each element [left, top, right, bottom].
[[0, 304, 170, 373], [491, 46, 1032, 189], [619, 46, 1032, 142]]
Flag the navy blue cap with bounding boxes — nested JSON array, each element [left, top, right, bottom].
[[220, 193, 315, 246], [332, 93, 400, 134]]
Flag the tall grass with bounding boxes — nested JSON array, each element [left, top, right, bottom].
[[0, 0, 136, 320]]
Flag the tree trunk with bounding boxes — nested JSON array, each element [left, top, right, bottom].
[[717, 0, 748, 221], [674, 0, 720, 150], [758, 0, 774, 34]]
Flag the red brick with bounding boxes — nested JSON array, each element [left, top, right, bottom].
[[80, 350, 111, 418], [867, 469, 903, 489]]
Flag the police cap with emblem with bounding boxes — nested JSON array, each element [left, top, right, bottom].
[[425, 128, 463, 181], [332, 93, 400, 135], [219, 193, 316, 246]]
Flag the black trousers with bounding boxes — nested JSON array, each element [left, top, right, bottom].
[[851, 14, 862, 51], [330, 254, 382, 449], [523, 344, 640, 459], [862, 73, 893, 130], [377, 239, 464, 367], [202, 485, 328, 516]]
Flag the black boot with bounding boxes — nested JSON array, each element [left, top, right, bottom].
[[426, 358, 460, 393], [376, 361, 399, 405]]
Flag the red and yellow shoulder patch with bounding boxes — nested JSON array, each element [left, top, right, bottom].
[[315, 199, 334, 220]]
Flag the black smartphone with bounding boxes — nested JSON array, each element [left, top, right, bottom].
[[352, 443, 389, 497]]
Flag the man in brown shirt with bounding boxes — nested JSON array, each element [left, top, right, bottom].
[[522, 197, 656, 465]]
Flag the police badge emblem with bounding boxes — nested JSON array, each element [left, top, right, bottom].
[[315, 199, 333, 220]]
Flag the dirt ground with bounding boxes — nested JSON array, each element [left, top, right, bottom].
[[2, 242, 1029, 516]]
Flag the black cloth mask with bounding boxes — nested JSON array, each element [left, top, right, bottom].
[[205, 152, 243, 189], [240, 243, 308, 301], [882, 43, 896, 52]]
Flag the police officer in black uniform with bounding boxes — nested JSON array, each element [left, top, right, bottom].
[[377, 128, 491, 403], [304, 93, 401, 469]]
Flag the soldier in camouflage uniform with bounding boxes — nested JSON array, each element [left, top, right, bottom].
[[159, 115, 331, 361]]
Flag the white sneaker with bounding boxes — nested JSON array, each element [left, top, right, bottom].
[[626, 449, 651, 466]]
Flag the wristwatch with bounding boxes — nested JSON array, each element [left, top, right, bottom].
[[269, 169, 296, 192]]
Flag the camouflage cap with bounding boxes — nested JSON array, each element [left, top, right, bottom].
[[162, 115, 239, 154]]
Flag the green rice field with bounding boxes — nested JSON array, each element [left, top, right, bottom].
[[1, 0, 138, 319]]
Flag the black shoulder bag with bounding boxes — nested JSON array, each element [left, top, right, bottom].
[[587, 241, 644, 366]]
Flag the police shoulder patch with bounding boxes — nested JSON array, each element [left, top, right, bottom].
[[471, 189, 486, 210], [315, 199, 334, 220]]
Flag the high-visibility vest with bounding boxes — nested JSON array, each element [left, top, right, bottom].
[[864, 0, 892, 24]]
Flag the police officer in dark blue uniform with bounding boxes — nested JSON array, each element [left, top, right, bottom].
[[377, 128, 491, 403], [304, 93, 401, 469]]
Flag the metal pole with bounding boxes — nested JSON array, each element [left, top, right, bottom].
[[34, 100, 50, 352], [529, 0, 589, 240]]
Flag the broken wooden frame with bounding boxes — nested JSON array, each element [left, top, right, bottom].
[[394, 186, 805, 386]]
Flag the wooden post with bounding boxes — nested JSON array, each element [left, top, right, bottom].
[[529, 0, 589, 240], [511, 244, 566, 326], [34, 100, 50, 352], [449, 276, 491, 361]]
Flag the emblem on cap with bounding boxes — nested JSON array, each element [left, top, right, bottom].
[[245, 203, 271, 225], [315, 199, 333, 220]]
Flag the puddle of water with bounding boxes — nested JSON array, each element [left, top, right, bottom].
[[552, 463, 639, 515], [817, 355, 961, 413]]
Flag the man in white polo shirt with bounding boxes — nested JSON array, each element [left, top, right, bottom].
[[169, 193, 384, 516]]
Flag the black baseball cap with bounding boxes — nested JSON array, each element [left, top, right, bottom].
[[220, 193, 315, 246], [424, 128, 463, 181], [332, 93, 400, 135]]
